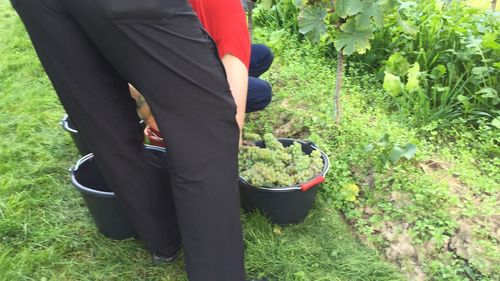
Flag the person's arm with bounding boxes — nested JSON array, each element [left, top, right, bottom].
[[221, 54, 248, 143], [129, 84, 159, 131]]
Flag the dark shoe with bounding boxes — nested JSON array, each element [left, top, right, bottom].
[[151, 244, 182, 265]]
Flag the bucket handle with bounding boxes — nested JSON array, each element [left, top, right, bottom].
[[300, 175, 325, 192], [69, 153, 94, 174]]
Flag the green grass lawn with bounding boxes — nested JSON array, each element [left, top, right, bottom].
[[2, 1, 499, 280], [0, 2, 402, 281]]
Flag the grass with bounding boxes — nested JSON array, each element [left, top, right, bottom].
[[0, 2, 402, 280], [2, 0, 499, 280]]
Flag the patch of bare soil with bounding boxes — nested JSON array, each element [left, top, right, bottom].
[[386, 230, 427, 281], [446, 175, 500, 277], [352, 157, 499, 280], [273, 118, 310, 139], [418, 159, 451, 173]]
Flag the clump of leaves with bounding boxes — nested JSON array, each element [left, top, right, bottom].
[[378, 0, 500, 128], [364, 133, 417, 165], [340, 183, 360, 202]]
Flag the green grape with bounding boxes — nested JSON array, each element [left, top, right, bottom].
[[239, 134, 325, 188], [289, 143, 303, 162], [244, 132, 261, 141], [263, 133, 285, 151]]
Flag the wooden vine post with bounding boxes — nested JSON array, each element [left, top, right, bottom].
[[246, 0, 254, 40]]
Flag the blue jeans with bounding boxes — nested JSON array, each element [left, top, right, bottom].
[[246, 44, 273, 113]]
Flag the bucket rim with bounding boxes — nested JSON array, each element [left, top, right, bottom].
[[239, 138, 330, 192], [62, 114, 146, 134], [60, 114, 78, 134], [70, 145, 166, 198]]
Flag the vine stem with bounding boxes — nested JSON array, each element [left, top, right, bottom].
[[330, 0, 343, 124], [334, 50, 344, 124]]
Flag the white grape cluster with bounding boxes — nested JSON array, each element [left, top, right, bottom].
[[239, 134, 324, 188]]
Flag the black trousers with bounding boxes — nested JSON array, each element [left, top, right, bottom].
[[11, 1, 245, 280]]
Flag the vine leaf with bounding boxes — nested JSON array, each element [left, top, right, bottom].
[[299, 6, 327, 42], [333, 19, 373, 55], [390, 144, 417, 164], [364, 3, 384, 26], [402, 144, 417, 159], [336, 0, 367, 18]]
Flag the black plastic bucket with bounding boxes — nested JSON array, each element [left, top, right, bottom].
[[60, 114, 91, 156], [70, 144, 165, 240], [61, 114, 147, 155], [239, 138, 330, 225]]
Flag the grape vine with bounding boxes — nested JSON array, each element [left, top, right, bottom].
[[259, 0, 395, 123]]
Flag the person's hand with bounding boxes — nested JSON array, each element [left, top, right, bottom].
[[136, 96, 160, 131], [141, 103, 159, 132]]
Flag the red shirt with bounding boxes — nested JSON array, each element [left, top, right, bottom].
[[189, 0, 251, 69]]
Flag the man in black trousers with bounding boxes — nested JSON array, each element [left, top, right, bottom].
[[10, 1, 263, 280]]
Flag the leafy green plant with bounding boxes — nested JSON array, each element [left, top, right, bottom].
[[376, 0, 500, 127], [253, 0, 301, 35], [364, 133, 417, 165], [382, 52, 467, 126]]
